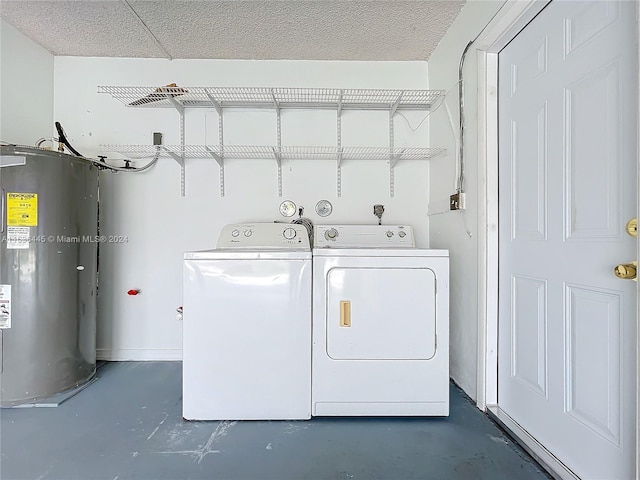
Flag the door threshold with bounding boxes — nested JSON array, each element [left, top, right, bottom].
[[487, 406, 580, 480]]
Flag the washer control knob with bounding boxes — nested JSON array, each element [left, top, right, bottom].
[[325, 228, 338, 240], [231, 229, 240, 237], [398, 231, 406, 238], [244, 230, 253, 237], [283, 227, 297, 240], [386, 231, 394, 238]]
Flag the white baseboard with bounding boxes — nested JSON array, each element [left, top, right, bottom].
[[487, 406, 579, 480], [97, 348, 182, 361]]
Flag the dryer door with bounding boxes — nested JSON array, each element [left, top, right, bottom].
[[326, 267, 436, 360]]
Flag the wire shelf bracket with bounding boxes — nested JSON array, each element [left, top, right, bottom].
[[205, 146, 224, 197], [272, 147, 283, 197], [166, 95, 186, 196], [336, 90, 343, 198], [162, 146, 185, 196], [273, 89, 283, 196], [205, 90, 223, 116], [389, 109, 396, 198]]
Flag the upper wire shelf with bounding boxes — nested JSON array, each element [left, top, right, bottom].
[[97, 86, 445, 111]]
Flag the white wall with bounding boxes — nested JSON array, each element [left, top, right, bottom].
[[0, 19, 53, 145], [428, 0, 505, 400], [53, 58, 433, 360]]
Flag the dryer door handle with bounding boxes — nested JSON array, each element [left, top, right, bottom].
[[340, 301, 351, 327]]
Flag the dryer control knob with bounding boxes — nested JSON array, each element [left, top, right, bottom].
[[398, 231, 406, 238], [244, 230, 253, 237], [386, 231, 394, 238], [325, 228, 338, 240], [231, 229, 240, 237]]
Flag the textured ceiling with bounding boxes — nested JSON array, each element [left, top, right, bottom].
[[0, 0, 465, 61]]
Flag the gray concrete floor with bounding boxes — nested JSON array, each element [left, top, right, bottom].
[[1, 362, 551, 480]]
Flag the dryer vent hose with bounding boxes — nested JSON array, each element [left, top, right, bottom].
[[292, 217, 314, 246]]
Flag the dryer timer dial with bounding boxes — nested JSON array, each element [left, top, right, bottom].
[[325, 228, 339, 240]]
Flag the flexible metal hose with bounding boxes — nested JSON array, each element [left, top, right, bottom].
[[52, 122, 160, 173], [291, 217, 314, 245]]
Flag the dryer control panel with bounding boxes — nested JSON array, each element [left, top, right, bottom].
[[314, 225, 415, 248], [217, 223, 310, 249]]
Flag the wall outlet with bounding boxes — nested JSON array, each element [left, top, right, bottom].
[[153, 132, 163, 145], [450, 192, 466, 210]]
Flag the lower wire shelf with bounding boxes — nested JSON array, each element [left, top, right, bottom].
[[100, 144, 445, 161], [99, 144, 447, 197]]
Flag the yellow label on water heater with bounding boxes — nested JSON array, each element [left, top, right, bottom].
[[6, 193, 38, 226]]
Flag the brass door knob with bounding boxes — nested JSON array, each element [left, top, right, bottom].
[[626, 218, 638, 237], [614, 261, 637, 280]]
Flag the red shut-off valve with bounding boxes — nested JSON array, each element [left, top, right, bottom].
[[127, 289, 141, 296]]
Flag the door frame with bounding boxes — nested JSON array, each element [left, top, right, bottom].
[[474, 1, 640, 479]]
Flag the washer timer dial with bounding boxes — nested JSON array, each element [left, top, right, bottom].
[[283, 227, 297, 240]]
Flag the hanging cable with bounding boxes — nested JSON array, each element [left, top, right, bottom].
[[458, 41, 473, 193], [455, 2, 508, 193], [444, 100, 460, 192]]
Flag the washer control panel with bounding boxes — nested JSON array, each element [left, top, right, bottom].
[[217, 223, 310, 249], [314, 225, 415, 248]]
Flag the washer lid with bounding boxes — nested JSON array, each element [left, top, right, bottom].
[[185, 250, 311, 260]]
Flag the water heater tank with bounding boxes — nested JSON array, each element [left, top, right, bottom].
[[0, 145, 99, 406]]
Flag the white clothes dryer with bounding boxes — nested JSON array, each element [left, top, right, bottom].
[[312, 225, 449, 416], [183, 223, 312, 420]]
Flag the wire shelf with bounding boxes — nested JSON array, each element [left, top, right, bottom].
[[98, 86, 444, 111], [101, 145, 446, 161], [341, 147, 446, 161], [100, 145, 168, 157], [99, 85, 447, 198]]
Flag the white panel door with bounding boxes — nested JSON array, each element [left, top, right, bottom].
[[498, 1, 637, 479]]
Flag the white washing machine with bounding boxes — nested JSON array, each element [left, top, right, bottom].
[[312, 224, 449, 416], [182, 223, 312, 420]]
